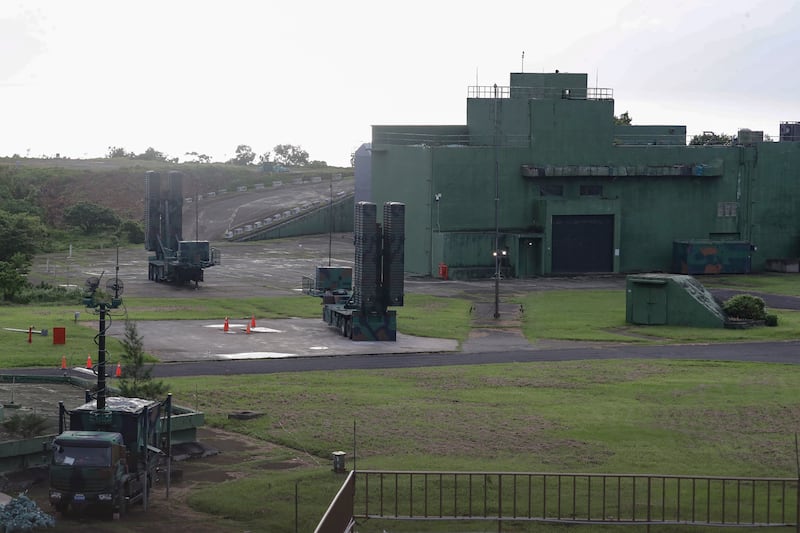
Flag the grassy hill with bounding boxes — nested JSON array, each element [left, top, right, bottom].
[[0, 157, 352, 227]]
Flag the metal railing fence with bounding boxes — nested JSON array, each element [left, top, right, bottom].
[[371, 131, 530, 147], [468, 85, 613, 100], [354, 470, 799, 529]]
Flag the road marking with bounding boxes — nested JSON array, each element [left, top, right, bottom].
[[216, 352, 296, 359]]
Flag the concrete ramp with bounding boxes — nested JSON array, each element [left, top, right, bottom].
[[626, 274, 726, 328]]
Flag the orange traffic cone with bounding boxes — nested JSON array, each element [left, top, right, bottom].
[[86, 355, 93, 369], [250, 315, 256, 328], [246, 322, 251, 334], [61, 355, 67, 370], [115, 362, 122, 378], [223, 317, 229, 332]]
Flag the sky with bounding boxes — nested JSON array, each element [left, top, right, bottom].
[[1, 1, 799, 167]]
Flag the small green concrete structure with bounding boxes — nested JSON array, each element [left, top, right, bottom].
[[626, 273, 726, 328]]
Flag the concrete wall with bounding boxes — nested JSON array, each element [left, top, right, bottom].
[[371, 143, 433, 274], [239, 196, 354, 241]]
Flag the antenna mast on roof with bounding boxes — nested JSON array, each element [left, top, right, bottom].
[[521, 51, 525, 73]]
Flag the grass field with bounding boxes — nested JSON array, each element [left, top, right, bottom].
[[703, 272, 800, 296], [165, 359, 800, 532], [516, 290, 800, 343]]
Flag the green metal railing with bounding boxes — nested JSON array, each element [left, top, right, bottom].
[[468, 85, 614, 100], [353, 470, 799, 529], [370, 131, 530, 147]]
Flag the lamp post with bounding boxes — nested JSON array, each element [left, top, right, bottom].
[[493, 83, 500, 319]]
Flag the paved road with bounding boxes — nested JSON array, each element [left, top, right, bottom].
[[7, 337, 800, 381]]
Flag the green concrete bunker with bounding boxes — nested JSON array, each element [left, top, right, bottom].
[[626, 273, 726, 328]]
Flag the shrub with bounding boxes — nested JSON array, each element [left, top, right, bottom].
[[765, 314, 779, 327], [10, 282, 82, 304], [118, 320, 168, 400], [723, 294, 767, 320], [2, 412, 50, 439], [118, 219, 145, 244], [0, 493, 55, 531]]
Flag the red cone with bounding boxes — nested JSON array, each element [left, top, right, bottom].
[[246, 322, 251, 334], [250, 315, 256, 328], [223, 317, 229, 332], [61, 355, 67, 370], [86, 355, 93, 369], [115, 362, 122, 378]]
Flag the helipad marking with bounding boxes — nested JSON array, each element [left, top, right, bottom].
[[309, 346, 329, 350], [72, 367, 109, 377], [250, 327, 282, 333], [217, 352, 295, 359]]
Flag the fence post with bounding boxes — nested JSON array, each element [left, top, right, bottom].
[[646, 476, 651, 533], [498, 474, 503, 533], [796, 475, 799, 533]]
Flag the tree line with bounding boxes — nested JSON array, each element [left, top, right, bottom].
[[108, 143, 327, 168], [0, 164, 146, 303], [0, 199, 137, 303]]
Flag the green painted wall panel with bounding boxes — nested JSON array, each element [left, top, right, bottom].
[[614, 125, 687, 146], [747, 142, 800, 266], [372, 125, 469, 145], [371, 145, 433, 274], [466, 98, 530, 146], [529, 99, 615, 162], [431, 147, 498, 231], [511, 72, 588, 97]]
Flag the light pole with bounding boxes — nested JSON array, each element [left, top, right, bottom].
[[493, 83, 501, 319], [328, 174, 333, 266]]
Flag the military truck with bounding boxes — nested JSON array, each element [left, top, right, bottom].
[[145, 170, 220, 286], [49, 395, 171, 518]]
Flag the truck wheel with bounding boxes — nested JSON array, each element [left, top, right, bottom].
[[102, 505, 116, 521], [114, 497, 125, 520]]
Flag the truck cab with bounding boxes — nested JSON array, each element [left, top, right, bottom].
[[49, 431, 127, 515]]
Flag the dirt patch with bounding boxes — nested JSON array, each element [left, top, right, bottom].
[[470, 302, 523, 328]]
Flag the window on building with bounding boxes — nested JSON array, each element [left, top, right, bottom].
[[540, 184, 564, 197], [580, 184, 603, 196], [717, 202, 738, 217]]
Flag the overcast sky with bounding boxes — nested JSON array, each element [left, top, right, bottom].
[[1, 1, 798, 167]]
